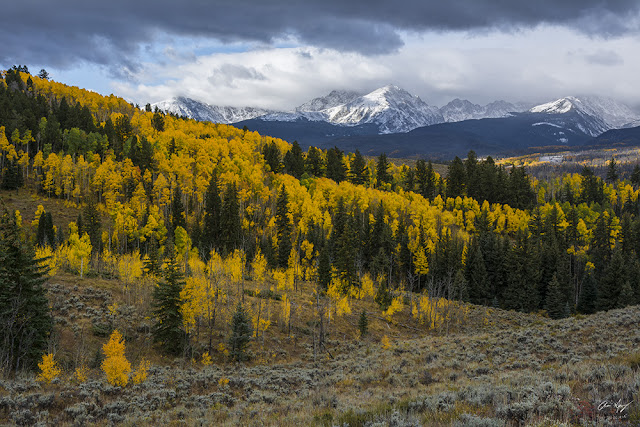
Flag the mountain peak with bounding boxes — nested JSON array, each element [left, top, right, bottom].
[[296, 89, 360, 112], [529, 95, 640, 135]]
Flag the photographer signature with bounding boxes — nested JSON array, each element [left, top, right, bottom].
[[598, 399, 632, 414]]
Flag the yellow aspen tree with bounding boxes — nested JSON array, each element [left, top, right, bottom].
[[132, 358, 150, 384], [281, 294, 291, 335], [37, 353, 61, 384], [68, 231, 92, 277], [102, 330, 131, 387], [250, 249, 267, 284]]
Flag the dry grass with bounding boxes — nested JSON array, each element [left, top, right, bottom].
[[1, 264, 639, 425]]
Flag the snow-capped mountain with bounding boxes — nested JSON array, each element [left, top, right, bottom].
[[528, 96, 640, 137], [296, 90, 361, 112], [152, 97, 273, 124], [322, 85, 444, 133], [439, 99, 529, 122], [257, 85, 444, 133]]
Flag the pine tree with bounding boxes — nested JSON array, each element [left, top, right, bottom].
[[349, 149, 368, 185], [465, 239, 489, 305], [376, 153, 391, 187], [152, 254, 187, 356], [597, 247, 625, 311], [0, 204, 52, 372], [144, 235, 162, 277], [171, 187, 186, 232], [317, 245, 331, 292], [228, 303, 252, 362], [617, 281, 634, 309], [283, 141, 304, 179], [577, 272, 598, 314], [1, 158, 23, 190], [358, 310, 368, 338], [545, 274, 565, 319], [275, 185, 293, 269], [201, 173, 222, 255], [452, 269, 469, 302], [220, 182, 241, 253], [305, 146, 325, 177], [631, 164, 640, 187], [326, 146, 347, 183], [262, 142, 282, 173], [83, 198, 102, 254], [446, 156, 466, 198], [606, 157, 618, 183]]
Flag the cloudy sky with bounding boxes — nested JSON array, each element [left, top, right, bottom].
[[2, 1, 640, 110]]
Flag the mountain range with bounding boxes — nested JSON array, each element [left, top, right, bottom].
[[152, 86, 640, 158]]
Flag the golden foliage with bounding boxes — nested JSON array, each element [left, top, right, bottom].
[[101, 330, 131, 387], [37, 353, 61, 384]]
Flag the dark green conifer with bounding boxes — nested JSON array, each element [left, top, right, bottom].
[[0, 204, 52, 371], [152, 253, 188, 356], [349, 149, 368, 185], [358, 310, 368, 338], [326, 146, 347, 183], [220, 182, 241, 253], [283, 141, 305, 179], [376, 153, 391, 187], [275, 185, 293, 268], [228, 303, 252, 362], [577, 272, 598, 314], [545, 274, 565, 319]]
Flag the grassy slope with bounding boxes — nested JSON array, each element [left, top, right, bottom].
[[0, 243, 638, 425]]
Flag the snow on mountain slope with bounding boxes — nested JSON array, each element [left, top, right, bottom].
[[152, 97, 273, 124], [324, 85, 444, 133], [296, 90, 361, 112], [439, 99, 527, 122], [529, 95, 640, 136]]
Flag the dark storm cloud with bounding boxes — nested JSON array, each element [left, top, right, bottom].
[[2, 0, 639, 71]]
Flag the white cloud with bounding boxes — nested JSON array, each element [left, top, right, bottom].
[[113, 26, 640, 111]]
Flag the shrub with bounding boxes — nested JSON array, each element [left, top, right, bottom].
[[101, 330, 131, 386], [37, 354, 61, 384]]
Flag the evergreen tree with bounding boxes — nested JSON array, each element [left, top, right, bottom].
[[151, 112, 165, 132], [465, 239, 489, 305], [83, 198, 102, 254], [375, 280, 392, 310], [358, 310, 368, 338], [283, 141, 305, 179], [376, 153, 391, 187], [317, 244, 331, 292], [262, 142, 282, 173], [545, 274, 565, 319], [402, 166, 415, 192], [144, 235, 162, 277], [220, 182, 241, 253], [0, 204, 52, 372], [201, 173, 222, 255], [606, 157, 618, 183], [446, 156, 466, 198], [349, 149, 368, 185], [275, 185, 293, 268], [577, 272, 598, 314], [228, 303, 252, 362], [171, 187, 186, 232], [305, 146, 325, 177], [36, 211, 55, 248], [631, 164, 640, 187], [326, 146, 347, 183], [152, 254, 187, 356], [597, 247, 625, 311], [1, 158, 23, 190], [452, 269, 469, 302], [617, 281, 634, 309]]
